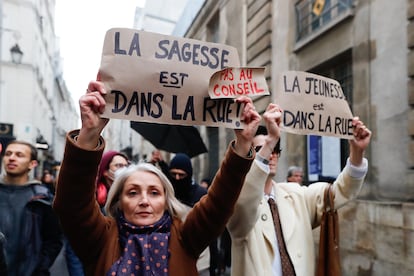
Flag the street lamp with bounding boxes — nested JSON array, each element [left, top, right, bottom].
[[10, 43, 23, 64]]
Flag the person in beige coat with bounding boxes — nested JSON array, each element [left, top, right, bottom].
[[227, 103, 372, 276]]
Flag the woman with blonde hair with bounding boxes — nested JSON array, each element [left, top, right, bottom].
[[104, 162, 189, 222], [53, 80, 261, 275]]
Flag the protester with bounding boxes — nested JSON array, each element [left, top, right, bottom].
[[53, 80, 261, 275], [198, 176, 219, 275], [63, 145, 128, 276], [0, 140, 63, 275], [168, 153, 207, 207], [167, 153, 216, 275], [199, 176, 232, 276], [227, 103, 372, 276], [41, 169, 56, 194], [286, 165, 304, 185], [198, 176, 232, 276], [217, 228, 232, 275], [40, 165, 84, 275], [148, 149, 169, 171], [96, 150, 129, 209]]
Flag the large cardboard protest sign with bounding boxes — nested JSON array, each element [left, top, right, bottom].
[[99, 28, 246, 129], [275, 71, 353, 139], [208, 67, 269, 99]]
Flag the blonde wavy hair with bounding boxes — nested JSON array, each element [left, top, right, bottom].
[[104, 162, 189, 222]]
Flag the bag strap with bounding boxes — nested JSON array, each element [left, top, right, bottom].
[[324, 185, 335, 212]]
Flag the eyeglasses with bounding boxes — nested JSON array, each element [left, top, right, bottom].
[[112, 163, 129, 169], [169, 171, 188, 179], [254, 145, 282, 157]]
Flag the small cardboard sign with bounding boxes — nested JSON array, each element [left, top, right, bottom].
[[98, 28, 246, 129], [275, 71, 353, 139], [208, 67, 269, 98]]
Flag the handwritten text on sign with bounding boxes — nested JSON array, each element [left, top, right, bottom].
[[98, 28, 245, 128], [208, 67, 269, 98], [275, 71, 353, 139]]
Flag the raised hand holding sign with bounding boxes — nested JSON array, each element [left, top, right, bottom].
[[99, 28, 245, 129], [275, 71, 353, 139]]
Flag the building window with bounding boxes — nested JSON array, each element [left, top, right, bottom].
[[310, 50, 353, 104], [306, 50, 353, 182], [295, 0, 354, 41]]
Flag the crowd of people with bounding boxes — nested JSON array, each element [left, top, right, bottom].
[[0, 78, 371, 275]]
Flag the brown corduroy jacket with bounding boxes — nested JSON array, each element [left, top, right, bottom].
[[53, 130, 253, 276]]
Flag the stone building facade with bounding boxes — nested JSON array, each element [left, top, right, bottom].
[[0, 0, 78, 177], [182, 0, 414, 275]]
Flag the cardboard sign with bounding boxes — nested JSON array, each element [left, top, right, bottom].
[[208, 67, 269, 98], [98, 28, 246, 129], [275, 71, 354, 139]]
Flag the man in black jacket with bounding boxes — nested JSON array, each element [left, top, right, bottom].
[[166, 153, 216, 275], [0, 141, 63, 275], [167, 153, 207, 207]]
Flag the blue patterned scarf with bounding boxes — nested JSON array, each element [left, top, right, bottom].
[[107, 211, 172, 275]]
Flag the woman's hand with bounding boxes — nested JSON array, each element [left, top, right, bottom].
[[258, 103, 282, 159], [349, 116, 371, 166], [77, 80, 109, 149], [233, 96, 261, 157]]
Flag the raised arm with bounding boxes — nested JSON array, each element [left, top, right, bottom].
[[53, 80, 111, 263], [332, 116, 372, 204], [349, 116, 371, 166], [308, 116, 372, 226], [77, 80, 109, 149], [180, 96, 261, 256], [228, 103, 282, 238], [256, 103, 282, 161], [233, 96, 262, 156]]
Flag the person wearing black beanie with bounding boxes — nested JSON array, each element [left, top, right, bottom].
[[168, 153, 212, 275], [168, 153, 207, 207]]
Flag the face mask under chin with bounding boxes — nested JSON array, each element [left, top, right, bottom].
[[106, 169, 116, 182]]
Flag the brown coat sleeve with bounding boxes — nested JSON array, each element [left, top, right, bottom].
[[52, 130, 114, 264], [53, 133, 253, 275], [178, 141, 254, 257]]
